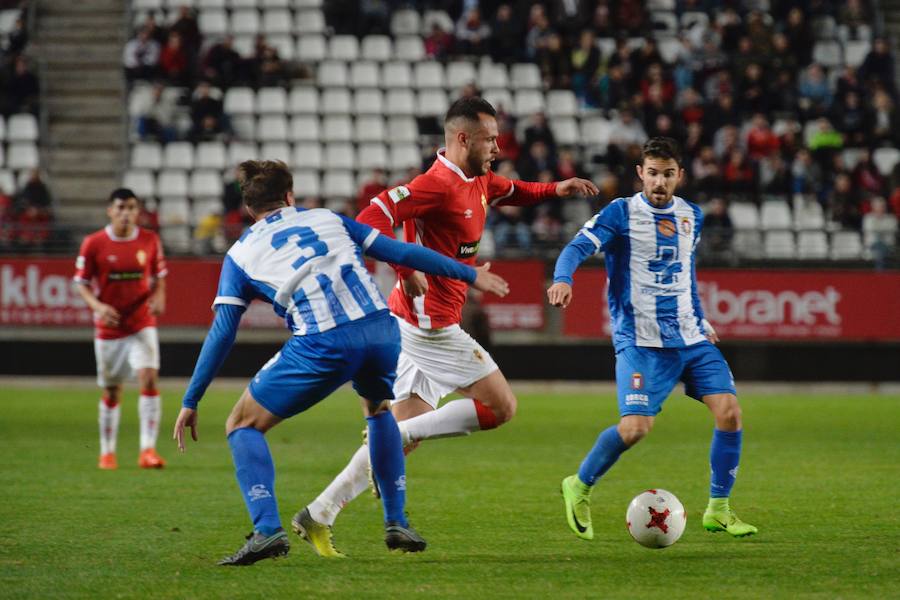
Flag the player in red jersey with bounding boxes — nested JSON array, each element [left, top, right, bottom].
[[295, 97, 599, 556], [74, 188, 168, 470]]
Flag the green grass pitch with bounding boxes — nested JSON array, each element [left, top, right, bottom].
[[1, 384, 897, 599]]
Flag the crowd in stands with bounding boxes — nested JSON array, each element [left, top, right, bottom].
[[125, 1, 898, 264], [0, 2, 54, 254]]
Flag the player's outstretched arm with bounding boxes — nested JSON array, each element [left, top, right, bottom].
[[547, 282, 573, 308], [555, 178, 600, 198]]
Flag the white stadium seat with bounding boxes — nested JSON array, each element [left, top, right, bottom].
[[262, 9, 292, 35], [198, 10, 228, 36], [231, 35, 255, 57], [295, 10, 325, 34], [384, 89, 415, 116], [873, 147, 900, 176], [322, 115, 353, 142], [230, 9, 260, 36], [224, 87, 255, 114], [361, 35, 393, 62], [546, 90, 578, 118], [195, 141, 228, 170], [293, 142, 323, 170], [733, 230, 762, 258], [728, 202, 760, 229], [157, 170, 189, 197], [483, 88, 513, 114], [513, 90, 545, 117], [260, 141, 292, 165], [328, 35, 359, 61], [793, 197, 825, 229], [123, 170, 156, 198], [355, 116, 386, 143], [844, 40, 870, 68], [192, 198, 222, 224], [389, 143, 420, 170], [189, 170, 222, 199], [324, 142, 355, 170], [290, 115, 320, 142], [0, 170, 14, 194], [288, 87, 319, 114], [267, 34, 294, 60], [231, 115, 256, 140], [797, 231, 828, 259], [317, 61, 348, 88], [390, 9, 421, 36], [293, 170, 320, 197], [353, 89, 384, 116], [393, 36, 425, 61], [830, 231, 864, 259], [357, 143, 388, 170], [257, 87, 287, 114], [296, 34, 326, 62], [446, 61, 477, 90], [350, 62, 380, 88], [580, 117, 612, 151], [760, 200, 792, 230], [417, 89, 449, 117], [158, 197, 190, 225], [387, 116, 418, 143], [261, 0, 290, 5], [0, 115, 5, 140], [131, 142, 163, 170], [227, 142, 258, 167], [163, 141, 195, 170], [7, 114, 38, 142], [812, 40, 843, 68], [764, 231, 796, 259], [322, 170, 355, 197], [478, 62, 509, 90], [382, 62, 413, 88], [319, 89, 351, 115], [510, 63, 541, 90], [550, 117, 579, 146], [229, 0, 257, 7], [414, 62, 446, 89], [257, 115, 288, 142]]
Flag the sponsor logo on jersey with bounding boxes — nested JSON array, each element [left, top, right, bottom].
[[456, 240, 480, 258], [388, 185, 410, 203], [464, 208, 473, 219], [108, 271, 144, 281], [680, 217, 692, 235], [631, 372, 644, 390], [625, 393, 649, 406], [657, 219, 676, 237], [136, 249, 147, 266]]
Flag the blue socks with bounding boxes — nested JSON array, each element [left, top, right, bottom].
[[577, 425, 629, 486], [366, 411, 408, 527], [227, 427, 282, 536], [709, 429, 742, 498]]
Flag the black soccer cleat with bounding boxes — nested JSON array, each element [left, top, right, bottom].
[[384, 521, 427, 553], [217, 530, 290, 566]]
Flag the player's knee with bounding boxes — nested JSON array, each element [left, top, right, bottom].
[[102, 387, 121, 407], [491, 391, 517, 425], [617, 420, 653, 446], [715, 397, 742, 431]]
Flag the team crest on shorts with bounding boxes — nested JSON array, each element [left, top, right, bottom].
[[136, 249, 147, 266], [631, 372, 644, 390], [680, 217, 692, 235], [657, 219, 676, 237]]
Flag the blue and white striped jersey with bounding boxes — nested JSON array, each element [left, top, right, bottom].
[[555, 192, 708, 351], [215, 207, 388, 335]]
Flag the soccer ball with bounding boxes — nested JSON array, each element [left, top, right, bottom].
[[626, 489, 686, 548]]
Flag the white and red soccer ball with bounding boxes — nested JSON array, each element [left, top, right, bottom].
[[626, 489, 686, 548]]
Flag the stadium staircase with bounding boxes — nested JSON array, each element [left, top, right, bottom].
[[33, 0, 125, 226], [881, 0, 900, 84]]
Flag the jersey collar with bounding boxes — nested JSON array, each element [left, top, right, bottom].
[[436, 148, 476, 183], [637, 192, 676, 213], [105, 225, 139, 242]]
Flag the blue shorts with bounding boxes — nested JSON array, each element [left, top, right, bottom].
[[249, 310, 401, 419], [615, 342, 736, 417]]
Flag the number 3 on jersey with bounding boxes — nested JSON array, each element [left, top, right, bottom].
[[271, 226, 328, 269]]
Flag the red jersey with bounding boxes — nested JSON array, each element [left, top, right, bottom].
[[74, 225, 167, 339], [359, 150, 556, 329]]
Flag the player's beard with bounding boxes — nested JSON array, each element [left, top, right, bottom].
[[470, 154, 493, 176], [648, 187, 672, 207]]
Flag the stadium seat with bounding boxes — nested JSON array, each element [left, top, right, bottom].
[[797, 231, 828, 259], [387, 116, 418, 143], [390, 9, 421, 36], [293, 170, 320, 197], [189, 170, 222, 199], [322, 115, 352, 142], [260, 141, 292, 165], [657, 37, 682, 64], [7, 114, 38, 142], [131, 142, 163, 170], [317, 61, 348, 88], [0, 144, 4, 168], [230, 9, 260, 36], [546, 90, 578, 118], [844, 40, 870, 68], [421, 9, 454, 35], [160, 225, 191, 251], [294, 0, 322, 6], [0, 115, 5, 140], [231, 35, 255, 57], [793, 196, 825, 229], [267, 34, 294, 60], [293, 142, 322, 169], [393, 36, 425, 61], [478, 62, 509, 90], [133, 0, 164, 9], [728, 202, 760, 229], [414, 62, 445, 89], [873, 147, 900, 175], [257, 115, 288, 142], [580, 117, 611, 151], [290, 115, 320, 142], [295, 10, 325, 34], [260, 0, 289, 5], [320, 89, 352, 115], [510, 63, 542, 90], [680, 11, 709, 32], [812, 41, 843, 68], [261, 9, 292, 35], [231, 115, 256, 140], [324, 143, 355, 170], [389, 143, 420, 170], [0, 169, 14, 194], [288, 87, 318, 114], [357, 143, 388, 170], [646, 0, 675, 9], [158, 197, 190, 225], [198, 10, 228, 36], [355, 116, 386, 143], [195, 141, 228, 170], [227, 142, 258, 167], [191, 198, 221, 224], [831, 230, 864, 259], [760, 200, 792, 230], [651, 12, 678, 35], [813, 15, 836, 40], [483, 88, 513, 114], [163, 142, 195, 170], [361, 35, 393, 62], [224, 87, 255, 114], [123, 170, 156, 199], [513, 90, 545, 117], [841, 148, 866, 170], [732, 230, 762, 258], [382, 62, 413, 88], [322, 170, 355, 197], [384, 89, 416, 116], [296, 34, 326, 62], [446, 61, 477, 91], [350, 62, 380, 88], [417, 89, 449, 117], [764, 231, 796, 259], [550, 117, 579, 146], [353, 89, 384, 116], [198, 0, 227, 9], [157, 170, 189, 198], [328, 35, 359, 61], [257, 87, 287, 114]]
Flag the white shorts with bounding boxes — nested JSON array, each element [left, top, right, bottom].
[[94, 327, 160, 388], [392, 318, 498, 408]]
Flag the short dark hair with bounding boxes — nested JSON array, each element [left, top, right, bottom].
[[237, 160, 293, 213], [109, 188, 138, 203], [641, 137, 682, 166], [444, 96, 496, 126]]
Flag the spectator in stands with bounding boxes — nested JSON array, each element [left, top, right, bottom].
[[589, 3, 615, 38], [5, 15, 28, 57], [123, 28, 160, 84], [536, 32, 572, 90], [254, 45, 286, 88], [831, 91, 867, 147], [549, 0, 592, 41], [851, 150, 886, 198], [489, 3, 521, 64], [359, 0, 391, 36], [702, 197, 734, 256], [170, 6, 200, 60], [517, 140, 554, 182], [14, 170, 53, 250], [0, 183, 13, 248], [531, 201, 562, 246], [202, 36, 243, 90], [556, 149, 587, 181], [792, 148, 824, 199], [6, 55, 39, 115], [722, 150, 754, 199], [590, 62, 628, 110], [356, 168, 387, 215], [863, 197, 898, 268], [630, 38, 664, 88], [139, 12, 167, 46], [492, 204, 531, 251], [798, 63, 833, 118], [423, 23, 452, 60], [768, 32, 797, 75], [608, 108, 648, 153], [614, 0, 645, 36], [767, 69, 800, 116], [713, 124, 741, 161], [859, 38, 897, 97], [838, 0, 869, 33], [783, 8, 813, 67], [455, 7, 491, 56], [136, 82, 177, 143], [496, 113, 520, 164], [808, 117, 843, 167], [571, 29, 600, 103], [736, 63, 767, 116], [159, 32, 190, 86], [17, 169, 52, 212], [758, 152, 791, 198], [692, 145, 722, 196], [746, 114, 780, 161], [524, 4, 552, 61], [715, 6, 742, 54], [189, 81, 228, 140], [830, 173, 862, 230], [221, 170, 251, 242], [868, 89, 900, 147], [639, 63, 675, 106], [523, 111, 557, 157]]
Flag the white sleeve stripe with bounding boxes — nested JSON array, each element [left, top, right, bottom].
[[580, 229, 602, 250], [370, 198, 393, 226], [156, 269, 168, 278], [490, 182, 515, 206], [213, 296, 248, 307], [362, 229, 379, 251], [73, 277, 90, 284]]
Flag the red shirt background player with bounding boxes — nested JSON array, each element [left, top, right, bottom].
[[74, 189, 168, 471]]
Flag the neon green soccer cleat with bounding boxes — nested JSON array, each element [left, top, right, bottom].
[[702, 508, 758, 537], [291, 508, 346, 558], [561, 475, 593, 540]]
